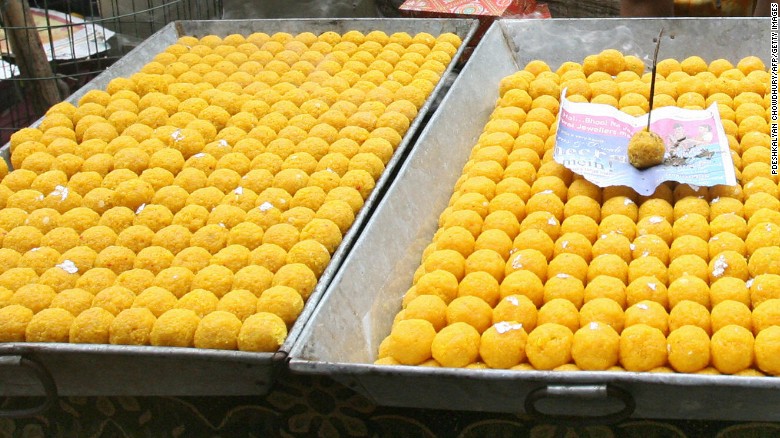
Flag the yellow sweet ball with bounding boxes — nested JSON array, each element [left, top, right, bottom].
[[619, 324, 667, 372], [0, 267, 39, 293], [668, 254, 709, 284], [624, 299, 669, 335], [237, 312, 288, 352], [91, 285, 135, 316], [3, 226, 43, 254], [69, 307, 115, 344], [93, 245, 136, 275], [526, 323, 574, 371], [668, 300, 712, 335], [423, 249, 465, 282], [710, 325, 755, 374], [480, 322, 528, 369], [256, 285, 304, 327], [151, 266, 193, 299], [667, 325, 710, 373], [380, 317, 436, 365], [210, 244, 252, 273], [552, 233, 593, 263], [626, 276, 668, 312], [176, 289, 219, 318], [749, 274, 780, 307], [708, 250, 749, 282], [132, 286, 178, 318], [592, 232, 633, 264], [25, 308, 74, 343], [112, 179, 155, 211], [709, 198, 745, 221], [749, 246, 780, 277], [755, 326, 780, 376], [11, 283, 56, 314], [709, 216, 748, 245], [148, 308, 200, 347], [114, 225, 154, 254], [746, 222, 780, 257], [710, 299, 753, 338], [638, 198, 674, 224], [560, 215, 600, 244], [635, 215, 673, 246], [752, 298, 780, 335], [299, 218, 342, 254], [504, 248, 547, 283], [430, 321, 481, 368], [114, 268, 155, 294], [0, 304, 35, 342], [74, 267, 116, 295], [37, 264, 80, 293], [745, 193, 780, 219], [0, 249, 20, 274], [520, 211, 561, 242], [587, 254, 628, 285], [400, 294, 446, 332], [192, 310, 242, 350], [571, 322, 620, 371], [597, 214, 637, 242], [446, 295, 493, 334], [19, 246, 61, 275], [270, 262, 316, 300], [537, 298, 580, 333], [584, 275, 627, 309], [564, 195, 601, 222], [669, 235, 709, 263], [543, 274, 584, 309], [190, 264, 234, 298], [499, 269, 544, 308], [248, 244, 287, 274], [415, 269, 459, 304], [214, 289, 256, 322], [580, 295, 625, 331]]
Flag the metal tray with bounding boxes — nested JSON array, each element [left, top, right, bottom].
[[289, 18, 780, 422], [0, 18, 478, 398]]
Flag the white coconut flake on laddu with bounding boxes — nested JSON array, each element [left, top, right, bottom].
[[629, 243, 636, 251], [624, 198, 635, 205], [259, 201, 274, 212], [234, 186, 244, 195], [589, 322, 600, 330], [556, 273, 570, 279], [171, 129, 184, 141], [135, 203, 146, 214], [51, 185, 68, 200], [494, 321, 523, 334], [648, 282, 657, 291], [194, 152, 206, 158], [219, 139, 229, 147], [547, 217, 557, 226], [637, 303, 649, 310], [56, 260, 78, 274], [506, 296, 519, 306], [540, 189, 554, 195], [511, 255, 523, 270], [711, 255, 728, 278], [561, 240, 569, 249], [746, 278, 755, 288], [648, 216, 663, 224]]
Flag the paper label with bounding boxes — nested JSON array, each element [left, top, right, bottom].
[[554, 91, 736, 196]]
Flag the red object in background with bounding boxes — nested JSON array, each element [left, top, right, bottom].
[[400, 0, 551, 57]]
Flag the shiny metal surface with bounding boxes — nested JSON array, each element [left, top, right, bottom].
[[0, 18, 478, 396], [289, 18, 780, 420]]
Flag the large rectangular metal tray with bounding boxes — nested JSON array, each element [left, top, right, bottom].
[[289, 18, 780, 421], [0, 18, 478, 397]]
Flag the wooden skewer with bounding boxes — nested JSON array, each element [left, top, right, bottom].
[[646, 27, 664, 132]]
